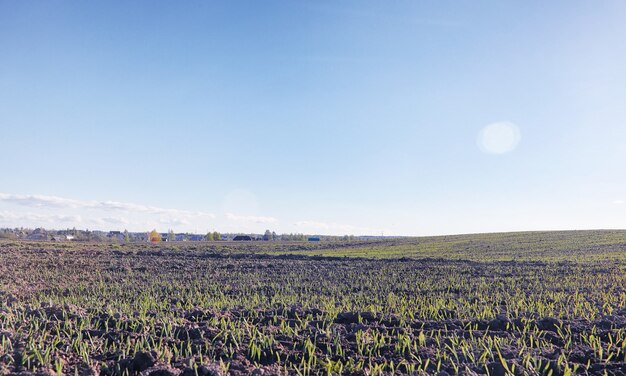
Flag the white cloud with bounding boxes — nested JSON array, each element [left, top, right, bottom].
[[0, 193, 219, 232], [100, 217, 130, 225], [0, 211, 83, 224], [0, 193, 86, 209], [159, 217, 191, 226], [226, 213, 278, 224], [0, 193, 215, 218], [613, 200, 624, 205]]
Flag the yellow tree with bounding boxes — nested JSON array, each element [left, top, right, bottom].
[[149, 229, 161, 243]]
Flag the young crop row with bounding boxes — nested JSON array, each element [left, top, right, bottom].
[[0, 242, 625, 375]]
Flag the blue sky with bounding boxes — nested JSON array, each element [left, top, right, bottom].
[[1, 1, 626, 235]]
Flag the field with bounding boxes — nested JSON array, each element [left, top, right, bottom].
[[1, 230, 626, 375]]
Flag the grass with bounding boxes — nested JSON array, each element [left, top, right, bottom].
[[251, 230, 626, 262], [0, 230, 625, 375]]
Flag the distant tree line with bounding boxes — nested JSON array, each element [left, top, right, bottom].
[[0, 227, 359, 243]]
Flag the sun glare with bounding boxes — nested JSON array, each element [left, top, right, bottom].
[[477, 121, 521, 155]]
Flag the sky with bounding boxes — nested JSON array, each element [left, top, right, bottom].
[[1, 1, 626, 236]]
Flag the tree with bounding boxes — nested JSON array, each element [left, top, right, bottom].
[[263, 230, 272, 241], [149, 229, 161, 243], [206, 232, 214, 241], [123, 229, 130, 242], [168, 229, 175, 242], [212, 231, 220, 241]]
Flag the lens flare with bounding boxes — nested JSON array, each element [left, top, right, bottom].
[[477, 121, 521, 154]]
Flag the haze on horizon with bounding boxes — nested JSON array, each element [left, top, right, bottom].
[[1, 1, 626, 236]]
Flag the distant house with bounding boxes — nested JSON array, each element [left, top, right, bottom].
[[233, 235, 252, 241], [27, 233, 48, 241], [130, 233, 147, 242], [175, 234, 187, 242], [27, 228, 48, 241], [51, 234, 67, 241], [307, 237, 321, 242], [188, 234, 204, 241]]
